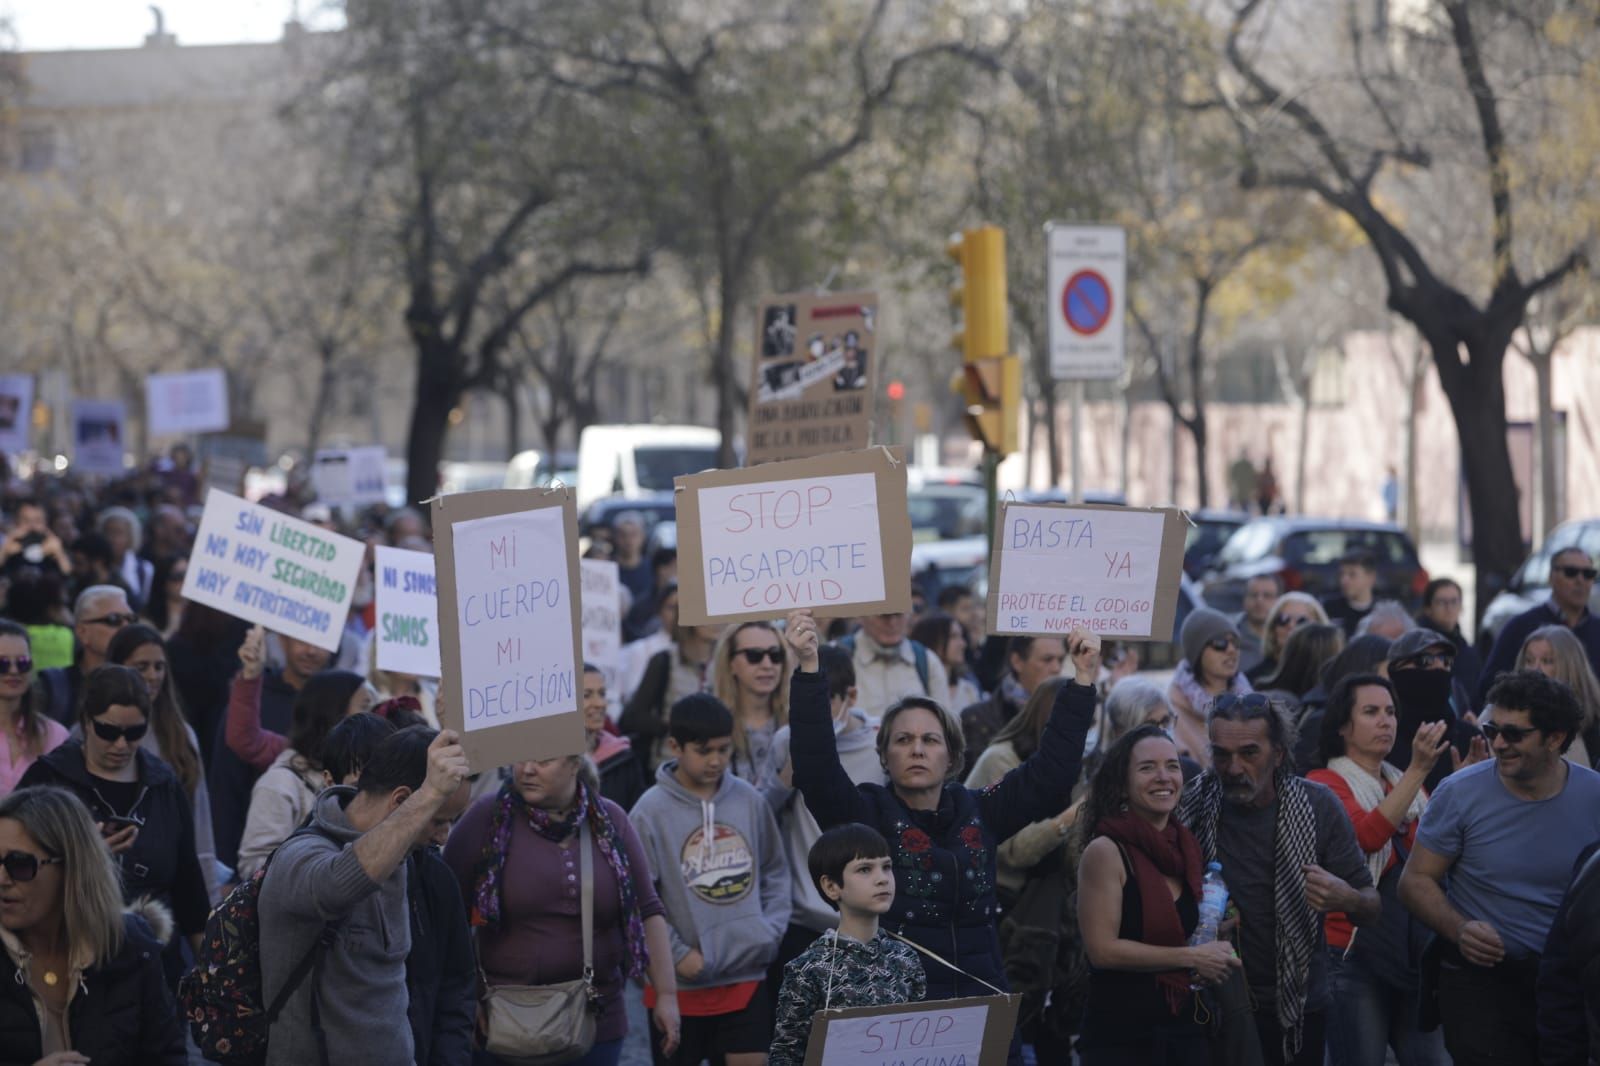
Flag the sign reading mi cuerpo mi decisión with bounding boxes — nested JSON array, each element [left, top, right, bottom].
[[183, 489, 365, 653]]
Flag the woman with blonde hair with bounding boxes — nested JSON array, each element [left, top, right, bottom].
[[710, 620, 793, 790], [1517, 625, 1600, 767], [0, 784, 187, 1063], [1247, 592, 1332, 686]]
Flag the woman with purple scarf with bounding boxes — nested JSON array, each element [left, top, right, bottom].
[[442, 753, 682, 1066]]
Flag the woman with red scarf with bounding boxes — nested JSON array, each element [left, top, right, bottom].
[[1075, 724, 1241, 1064]]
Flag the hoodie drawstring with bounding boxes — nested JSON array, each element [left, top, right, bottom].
[[700, 798, 716, 869]]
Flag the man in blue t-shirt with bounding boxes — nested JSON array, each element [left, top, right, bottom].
[[1400, 671, 1600, 1066]]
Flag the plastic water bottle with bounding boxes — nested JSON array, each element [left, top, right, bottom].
[[1188, 862, 1229, 989]]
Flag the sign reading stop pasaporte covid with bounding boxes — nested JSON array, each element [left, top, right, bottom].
[[183, 489, 365, 653]]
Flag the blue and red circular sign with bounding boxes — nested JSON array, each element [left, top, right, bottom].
[[1062, 269, 1113, 336]]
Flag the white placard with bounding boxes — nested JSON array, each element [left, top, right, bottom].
[[70, 399, 128, 477], [146, 368, 230, 435], [0, 375, 33, 456], [1046, 223, 1126, 381], [375, 546, 441, 679], [182, 488, 366, 652], [989, 503, 1184, 638], [697, 471, 885, 618], [580, 559, 623, 721], [816, 1004, 989, 1066], [312, 446, 388, 509], [451, 508, 577, 732]]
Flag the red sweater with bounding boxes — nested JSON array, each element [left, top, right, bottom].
[[1307, 768, 1421, 949]]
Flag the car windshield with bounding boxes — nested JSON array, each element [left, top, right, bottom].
[[907, 490, 985, 538], [1216, 522, 1277, 564], [633, 446, 719, 492], [1283, 529, 1415, 566], [1187, 519, 1243, 556]]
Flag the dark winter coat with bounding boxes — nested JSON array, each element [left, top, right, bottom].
[[406, 847, 476, 1066], [1539, 842, 1600, 1066], [791, 668, 1093, 1002], [209, 666, 297, 870], [0, 910, 187, 1066]]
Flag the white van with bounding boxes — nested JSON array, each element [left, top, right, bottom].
[[576, 425, 721, 511]]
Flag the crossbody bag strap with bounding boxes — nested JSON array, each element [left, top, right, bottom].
[[580, 819, 594, 985]]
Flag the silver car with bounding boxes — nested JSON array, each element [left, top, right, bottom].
[[1479, 517, 1600, 647]]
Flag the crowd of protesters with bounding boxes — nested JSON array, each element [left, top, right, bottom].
[[7, 457, 1600, 1066]]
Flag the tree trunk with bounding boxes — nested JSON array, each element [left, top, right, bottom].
[[1119, 386, 1134, 501], [1530, 348, 1558, 539], [713, 279, 741, 469], [1191, 409, 1210, 509], [1430, 332, 1524, 624], [1401, 350, 1421, 543], [305, 350, 336, 457], [504, 383, 521, 460], [403, 336, 459, 510], [1295, 388, 1312, 515], [1042, 378, 1062, 485]]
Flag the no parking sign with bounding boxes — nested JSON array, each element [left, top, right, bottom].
[[1046, 224, 1126, 380]]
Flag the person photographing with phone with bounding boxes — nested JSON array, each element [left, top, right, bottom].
[[18, 665, 209, 990]]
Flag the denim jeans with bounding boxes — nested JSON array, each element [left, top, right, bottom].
[[1325, 947, 1447, 1066]]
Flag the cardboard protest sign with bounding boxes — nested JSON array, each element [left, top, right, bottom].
[[580, 559, 623, 721], [802, 994, 1021, 1066], [0, 375, 33, 456], [675, 447, 911, 626], [431, 489, 585, 771], [985, 501, 1186, 639], [312, 446, 388, 509], [183, 489, 366, 653], [70, 400, 128, 477], [375, 546, 441, 679], [747, 291, 878, 465], [146, 368, 230, 435]]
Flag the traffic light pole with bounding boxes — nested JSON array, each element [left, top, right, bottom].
[[983, 449, 998, 563]]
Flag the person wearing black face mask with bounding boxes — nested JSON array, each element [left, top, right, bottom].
[[1387, 629, 1481, 793]]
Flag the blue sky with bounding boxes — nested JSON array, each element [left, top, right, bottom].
[[4, 0, 342, 51]]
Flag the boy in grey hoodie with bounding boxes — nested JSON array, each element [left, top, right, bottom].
[[630, 693, 792, 1066], [765, 645, 885, 982], [258, 726, 471, 1066]]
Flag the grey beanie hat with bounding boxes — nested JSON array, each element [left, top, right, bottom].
[[1181, 607, 1240, 670]]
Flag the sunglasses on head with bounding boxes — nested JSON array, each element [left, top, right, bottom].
[[0, 850, 62, 883], [1557, 566, 1599, 581], [1481, 722, 1539, 745], [1212, 693, 1273, 713], [1206, 635, 1238, 652], [0, 656, 32, 675], [90, 718, 149, 744], [83, 612, 136, 628], [737, 647, 784, 665]]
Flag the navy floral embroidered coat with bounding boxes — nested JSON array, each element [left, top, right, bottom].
[[790, 669, 1095, 1000]]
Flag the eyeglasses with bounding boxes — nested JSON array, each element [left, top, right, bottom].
[[1273, 615, 1312, 630], [1212, 693, 1273, 713], [82, 612, 136, 628], [1206, 635, 1239, 652], [0, 656, 33, 675], [1556, 566, 1599, 582], [90, 718, 149, 744], [1481, 722, 1539, 745], [0, 850, 63, 883], [737, 648, 785, 665]]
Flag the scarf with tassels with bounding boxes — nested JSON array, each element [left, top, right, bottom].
[[1096, 811, 1205, 1015], [470, 778, 649, 979]]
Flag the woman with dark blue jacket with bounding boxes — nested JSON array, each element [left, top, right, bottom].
[[785, 610, 1099, 1005]]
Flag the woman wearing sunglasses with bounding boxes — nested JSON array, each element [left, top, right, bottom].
[[1247, 593, 1331, 687], [711, 621, 792, 790], [1169, 608, 1255, 768], [0, 785, 186, 1064], [0, 621, 68, 798], [18, 665, 209, 990], [1516, 625, 1600, 769]]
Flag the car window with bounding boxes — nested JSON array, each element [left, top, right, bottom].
[[1217, 522, 1276, 564], [1283, 529, 1415, 566], [633, 446, 720, 492]]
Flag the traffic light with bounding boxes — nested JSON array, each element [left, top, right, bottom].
[[947, 225, 1018, 456]]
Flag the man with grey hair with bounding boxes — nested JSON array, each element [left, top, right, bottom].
[[1178, 692, 1379, 1066], [1480, 545, 1600, 702], [1354, 600, 1413, 641], [33, 584, 135, 724], [611, 510, 653, 605]]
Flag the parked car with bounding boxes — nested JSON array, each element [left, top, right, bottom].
[[504, 449, 579, 490], [438, 460, 510, 495], [910, 535, 990, 602], [1200, 517, 1428, 614], [579, 494, 679, 541], [1184, 509, 1250, 578], [576, 425, 720, 510], [1017, 488, 1128, 506], [908, 484, 987, 542], [1478, 517, 1600, 648]]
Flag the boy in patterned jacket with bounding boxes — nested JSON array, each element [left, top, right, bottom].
[[769, 824, 926, 1066]]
